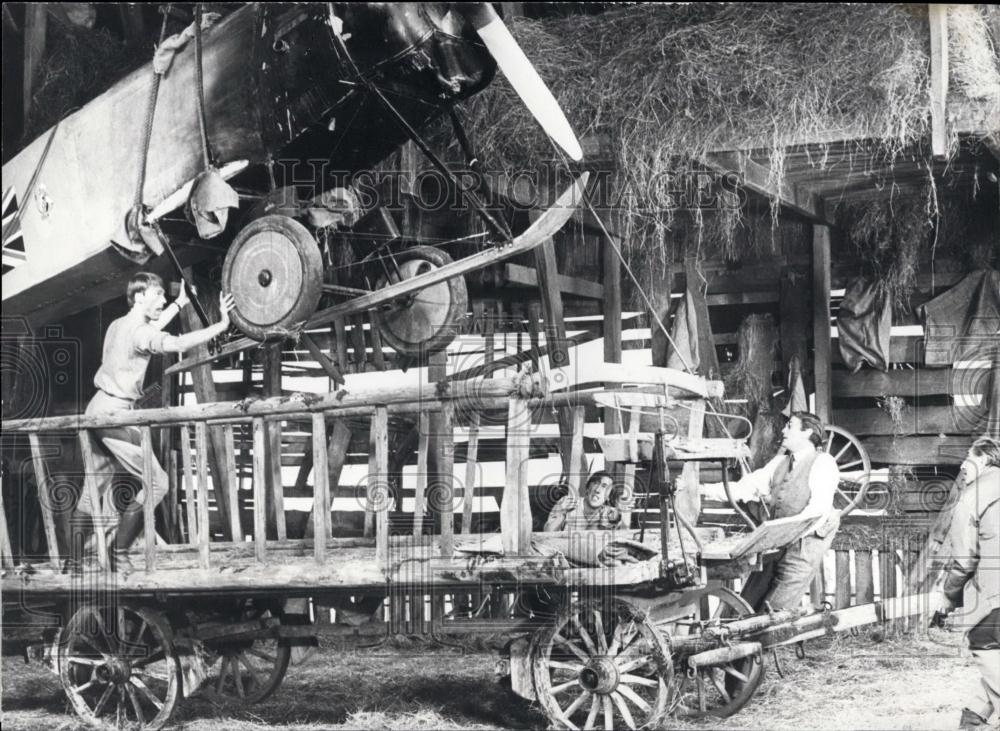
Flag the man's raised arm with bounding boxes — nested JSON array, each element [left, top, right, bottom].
[[161, 292, 235, 354]]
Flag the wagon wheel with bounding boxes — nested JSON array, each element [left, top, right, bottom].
[[374, 246, 468, 357], [205, 601, 291, 704], [822, 425, 873, 516], [223, 214, 324, 341], [530, 599, 673, 730], [58, 604, 181, 730], [670, 587, 764, 718]]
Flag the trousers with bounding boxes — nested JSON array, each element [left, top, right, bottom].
[[742, 530, 837, 612], [966, 609, 1000, 724], [76, 390, 168, 519]]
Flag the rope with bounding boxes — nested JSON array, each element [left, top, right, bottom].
[[193, 4, 212, 169], [134, 7, 172, 210]]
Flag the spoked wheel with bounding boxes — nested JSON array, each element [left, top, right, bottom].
[[58, 604, 181, 730], [205, 601, 291, 704], [822, 425, 873, 516], [669, 587, 764, 718], [375, 246, 468, 357], [530, 599, 673, 730]]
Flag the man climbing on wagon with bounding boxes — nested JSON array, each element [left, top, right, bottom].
[[932, 437, 1000, 731], [699, 411, 841, 611], [75, 272, 234, 572], [543, 471, 632, 532]]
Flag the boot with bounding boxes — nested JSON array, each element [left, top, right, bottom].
[[959, 707, 990, 730], [111, 509, 145, 574]]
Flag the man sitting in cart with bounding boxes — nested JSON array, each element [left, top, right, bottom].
[[543, 471, 633, 532], [75, 272, 234, 572], [699, 411, 841, 611]]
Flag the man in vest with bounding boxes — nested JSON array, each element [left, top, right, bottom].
[[700, 411, 841, 611], [932, 437, 1000, 731]]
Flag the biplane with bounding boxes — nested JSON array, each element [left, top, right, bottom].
[[1, 2, 587, 362]]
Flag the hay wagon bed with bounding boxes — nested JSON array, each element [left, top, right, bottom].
[[1, 366, 931, 730]]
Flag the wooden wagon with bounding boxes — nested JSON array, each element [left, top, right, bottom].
[[0, 363, 929, 730]]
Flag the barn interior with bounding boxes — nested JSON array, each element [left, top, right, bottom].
[[2, 2, 999, 626]]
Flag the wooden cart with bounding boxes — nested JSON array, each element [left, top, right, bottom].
[[1, 365, 914, 730]]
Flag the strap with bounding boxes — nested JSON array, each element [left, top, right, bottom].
[[134, 7, 173, 211]]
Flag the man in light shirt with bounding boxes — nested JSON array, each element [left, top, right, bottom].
[[77, 272, 234, 572], [700, 411, 840, 611]]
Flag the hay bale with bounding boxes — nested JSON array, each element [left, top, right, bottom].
[[949, 5, 1000, 101]]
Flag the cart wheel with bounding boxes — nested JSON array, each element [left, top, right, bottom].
[[375, 246, 468, 357], [670, 587, 764, 718], [205, 602, 291, 704], [223, 214, 324, 341], [58, 603, 181, 730], [530, 599, 673, 730], [822, 425, 872, 516]]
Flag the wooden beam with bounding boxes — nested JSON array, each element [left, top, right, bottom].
[[832, 367, 984, 399], [462, 412, 480, 535], [77, 431, 109, 569], [372, 406, 389, 565], [413, 411, 430, 536], [252, 418, 267, 562], [833, 404, 989, 437], [533, 238, 569, 369], [180, 425, 198, 546], [702, 152, 833, 226], [312, 413, 329, 563], [438, 401, 455, 556], [502, 398, 532, 554], [928, 4, 949, 158], [263, 343, 286, 540], [864, 435, 973, 465], [27, 434, 61, 565], [194, 422, 211, 570], [812, 226, 832, 422], [140, 426, 157, 572], [503, 264, 604, 299], [23, 4, 47, 126], [179, 304, 237, 541], [221, 425, 242, 541]]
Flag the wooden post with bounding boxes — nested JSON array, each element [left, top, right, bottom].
[[503, 398, 532, 554], [180, 304, 238, 540], [158, 356, 178, 542], [928, 4, 949, 158], [567, 406, 586, 495], [350, 316, 368, 372], [462, 412, 480, 535], [0, 487, 14, 568], [23, 4, 47, 126], [369, 311, 386, 370], [438, 401, 455, 556], [140, 427, 157, 571], [194, 422, 211, 569], [180, 425, 198, 545], [333, 320, 349, 376], [533, 238, 569, 369], [413, 411, 430, 536], [372, 406, 389, 565], [855, 550, 875, 604], [252, 417, 267, 562], [812, 225, 832, 422], [780, 267, 811, 392], [312, 413, 329, 563], [304, 420, 352, 539], [222, 425, 242, 541], [603, 231, 623, 482], [262, 343, 286, 540], [27, 434, 60, 565], [834, 550, 851, 609], [879, 548, 897, 600], [77, 431, 109, 569]]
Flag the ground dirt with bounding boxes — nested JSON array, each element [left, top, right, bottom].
[[0, 626, 982, 730]]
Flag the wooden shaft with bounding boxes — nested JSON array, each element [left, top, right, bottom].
[[0, 487, 14, 568], [222, 425, 242, 541], [194, 422, 211, 570], [140, 426, 157, 572], [312, 413, 329, 563], [462, 412, 480, 535], [269, 419, 287, 541], [2, 376, 529, 432], [834, 550, 851, 609], [855, 550, 875, 604], [502, 398, 532, 554], [438, 401, 455, 556], [77, 431, 109, 569], [180, 425, 198, 546], [27, 434, 61, 565], [413, 411, 429, 537], [252, 418, 267, 563], [372, 406, 389, 565]]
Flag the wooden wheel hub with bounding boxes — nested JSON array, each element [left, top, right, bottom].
[[222, 215, 324, 341], [580, 658, 621, 694]]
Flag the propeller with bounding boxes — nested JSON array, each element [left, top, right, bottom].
[[457, 3, 583, 162]]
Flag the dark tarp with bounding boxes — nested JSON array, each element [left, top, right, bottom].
[[836, 277, 891, 373], [920, 270, 1000, 367]]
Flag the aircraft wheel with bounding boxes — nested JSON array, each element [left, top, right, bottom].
[[223, 215, 324, 341]]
